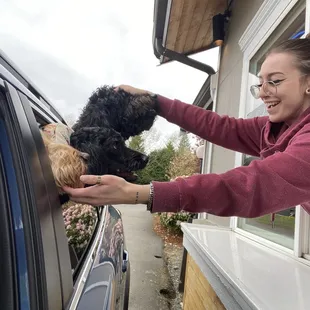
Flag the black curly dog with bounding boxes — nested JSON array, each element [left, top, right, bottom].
[[70, 85, 158, 181]]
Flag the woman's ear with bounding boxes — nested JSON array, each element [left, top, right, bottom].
[[305, 75, 310, 94]]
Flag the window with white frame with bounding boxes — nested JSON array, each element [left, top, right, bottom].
[[237, 0, 306, 250]]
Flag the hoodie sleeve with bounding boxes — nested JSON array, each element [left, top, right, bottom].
[[157, 95, 268, 157], [151, 127, 310, 217]]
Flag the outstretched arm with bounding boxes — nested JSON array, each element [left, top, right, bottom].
[[115, 85, 267, 157], [64, 127, 310, 217], [151, 129, 310, 217], [157, 95, 267, 157]]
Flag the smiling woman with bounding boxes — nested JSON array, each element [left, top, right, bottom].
[[238, 0, 307, 250], [254, 52, 310, 124]]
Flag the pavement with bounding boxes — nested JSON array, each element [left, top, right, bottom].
[[116, 204, 173, 310]]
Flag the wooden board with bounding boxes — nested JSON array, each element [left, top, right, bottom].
[[180, 0, 209, 53], [174, 0, 197, 53], [163, 0, 227, 61], [165, 0, 184, 51], [183, 254, 226, 310]]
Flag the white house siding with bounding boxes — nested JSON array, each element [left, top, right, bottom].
[[206, 0, 264, 226]]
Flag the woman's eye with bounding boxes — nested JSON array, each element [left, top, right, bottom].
[[271, 79, 283, 85]]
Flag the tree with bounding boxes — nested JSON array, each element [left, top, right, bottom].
[[178, 133, 191, 154], [191, 134, 204, 152], [128, 134, 145, 153], [135, 142, 175, 184], [168, 149, 200, 180], [167, 132, 200, 180], [142, 126, 166, 153]]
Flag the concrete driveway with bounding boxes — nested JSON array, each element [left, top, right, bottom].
[[116, 204, 171, 310]]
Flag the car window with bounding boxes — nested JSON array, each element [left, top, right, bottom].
[[31, 105, 102, 279]]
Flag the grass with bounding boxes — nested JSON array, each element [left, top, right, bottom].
[[256, 214, 295, 229]]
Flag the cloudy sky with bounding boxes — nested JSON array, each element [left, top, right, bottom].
[[1, 0, 218, 148]]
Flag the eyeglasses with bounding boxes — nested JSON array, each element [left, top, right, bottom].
[[250, 79, 286, 99]]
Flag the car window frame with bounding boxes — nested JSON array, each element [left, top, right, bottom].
[[18, 84, 105, 285]]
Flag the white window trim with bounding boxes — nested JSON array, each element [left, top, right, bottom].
[[199, 47, 222, 220], [205, 48, 222, 175], [238, 0, 301, 56], [229, 0, 310, 258]]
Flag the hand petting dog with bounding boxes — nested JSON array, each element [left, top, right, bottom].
[[114, 84, 151, 96], [43, 84, 159, 197], [63, 174, 151, 206]]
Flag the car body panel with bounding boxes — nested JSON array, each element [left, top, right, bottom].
[[69, 205, 129, 310]]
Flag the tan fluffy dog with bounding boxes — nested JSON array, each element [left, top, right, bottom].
[[40, 124, 88, 193]]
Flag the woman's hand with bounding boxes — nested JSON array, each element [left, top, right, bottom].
[[63, 174, 150, 206], [114, 84, 153, 96]]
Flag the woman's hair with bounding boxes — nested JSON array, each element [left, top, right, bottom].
[[268, 33, 310, 74]]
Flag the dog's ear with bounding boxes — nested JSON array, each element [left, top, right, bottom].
[[79, 151, 90, 160]]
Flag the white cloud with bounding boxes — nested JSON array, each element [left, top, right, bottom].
[[0, 0, 218, 143]]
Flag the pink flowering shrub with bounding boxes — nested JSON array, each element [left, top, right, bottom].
[[62, 202, 97, 255]]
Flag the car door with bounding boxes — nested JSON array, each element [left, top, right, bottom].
[[0, 78, 72, 309], [70, 205, 130, 310]]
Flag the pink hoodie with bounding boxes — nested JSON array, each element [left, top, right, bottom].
[[151, 95, 310, 217]]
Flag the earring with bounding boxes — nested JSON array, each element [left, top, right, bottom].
[[307, 88, 310, 94]]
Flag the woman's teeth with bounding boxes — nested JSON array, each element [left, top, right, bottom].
[[267, 102, 279, 109]]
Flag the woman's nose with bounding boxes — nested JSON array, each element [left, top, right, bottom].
[[259, 85, 271, 99]]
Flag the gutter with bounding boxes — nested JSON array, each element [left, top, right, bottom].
[[152, 0, 216, 75], [154, 38, 216, 75]]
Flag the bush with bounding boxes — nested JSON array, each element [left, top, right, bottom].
[[160, 212, 192, 234], [158, 173, 197, 235], [136, 142, 175, 184], [168, 150, 200, 180], [62, 202, 97, 255]]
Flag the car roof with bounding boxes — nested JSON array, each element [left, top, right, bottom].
[[0, 48, 66, 124]]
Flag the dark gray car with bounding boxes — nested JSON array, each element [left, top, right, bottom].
[[0, 50, 130, 310]]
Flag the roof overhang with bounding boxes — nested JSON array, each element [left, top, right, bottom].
[[153, 0, 228, 74]]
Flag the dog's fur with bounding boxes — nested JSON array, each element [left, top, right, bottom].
[[72, 85, 158, 139], [41, 85, 158, 192], [70, 127, 148, 180], [41, 132, 87, 192], [70, 85, 159, 180]]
